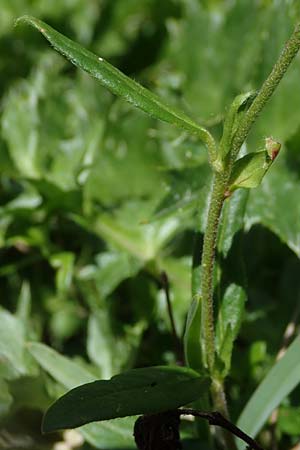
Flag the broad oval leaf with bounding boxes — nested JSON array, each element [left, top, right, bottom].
[[17, 15, 216, 155], [42, 365, 209, 432]]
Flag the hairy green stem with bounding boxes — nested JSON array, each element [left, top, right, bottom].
[[200, 172, 228, 372], [199, 171, 236, 449], [231, 22, 300, 162], [195, 22, 300, 450], [203, 129, 218, 166], [211, 379, 238, 450], [199, 19, 300, 379]]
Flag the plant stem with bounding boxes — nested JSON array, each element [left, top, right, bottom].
[[200, 171, 228, 372], [231, 22, 300, 162], [199, 19, 300, 379], [211, 379, 238, 450], [198, 171, 236, 448], [194, 23, 300, 450]]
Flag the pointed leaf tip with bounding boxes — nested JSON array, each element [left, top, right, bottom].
[[16, 15, 215, 157]]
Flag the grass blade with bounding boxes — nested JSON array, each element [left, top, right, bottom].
[[237, 335, 300, 447]]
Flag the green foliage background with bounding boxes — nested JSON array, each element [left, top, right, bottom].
[[1, 1, 300, 449]]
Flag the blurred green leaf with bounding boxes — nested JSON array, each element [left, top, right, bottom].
[[151, 165, 210, 222], [1, 52, 106, 192], [49, 302, 83, 342], [16, 282, 31, 325], [278, 406, 300, 436], [28, 342, 96, 389], [78, 251, 141, 300], [252, 8, 300, 145], [50, 252, 75, 295], [87, 211, 181, 262], [0, 309, 37, 380], [0, 379, 13, 419], [83, 103, 162, 207], [80, 418, 137, 449], [8, 375, 50, 412], [157, 0, 300, 143], [0, 0, 100, 40], [245, 155, 300, 257], [42, 365, 209, 431], [87, 309, 145, 379]]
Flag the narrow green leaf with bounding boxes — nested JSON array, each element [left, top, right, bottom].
[[237, 335, 300, 446], [28, 342, 96, 389], [42, 366, 209, 432], [16, 282, 31, 325], [17, 15, 216, 157]]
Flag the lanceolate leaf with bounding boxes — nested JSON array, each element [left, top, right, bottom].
[[17, 16, 216, 156], [42, 366, 209, 432]]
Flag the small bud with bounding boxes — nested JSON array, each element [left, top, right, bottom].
[[224, 190, 232, 199], [265, 137, 281, 161]]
